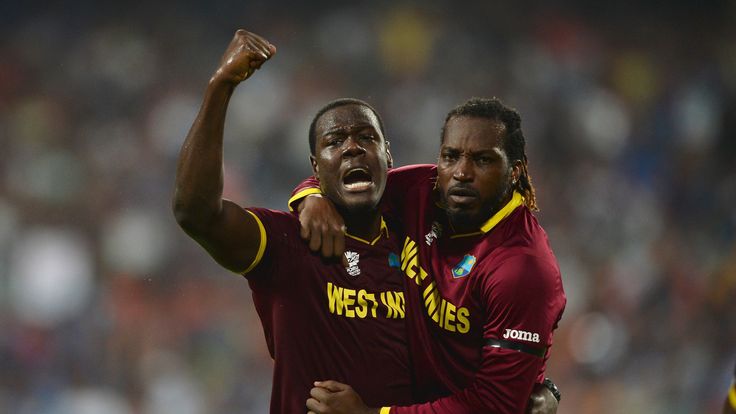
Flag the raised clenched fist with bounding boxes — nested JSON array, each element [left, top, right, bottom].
[[212, 29, 276, 85]]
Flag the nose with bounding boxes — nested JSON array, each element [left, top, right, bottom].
[[342, 136, 365, 158], [452, 155, 474, 182]]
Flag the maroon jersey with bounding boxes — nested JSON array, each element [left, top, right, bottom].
[[244, 208, 412, 413], [290, 163, 567, 413], [382, 165, 566, 414]]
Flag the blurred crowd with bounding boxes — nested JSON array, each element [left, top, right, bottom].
[[1, 1, 735, 413]]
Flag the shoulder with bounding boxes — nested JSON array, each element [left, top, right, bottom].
[[387, 164, 436, 182], [479, 210, 563, 294], [244, 207, 301, 241]]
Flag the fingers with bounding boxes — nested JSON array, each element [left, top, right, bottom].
[[321, 231, 335, 258], [300, 220, 312, 241], [229, 29, 275, 76], [306, 397, 329, 414], [308, 226, 323, 252], [334, 231, 346, 259], [314, 380, 348, 392]]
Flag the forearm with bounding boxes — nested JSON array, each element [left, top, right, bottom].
[[173, 79, 235, 229], [391, 350, 540, 414]]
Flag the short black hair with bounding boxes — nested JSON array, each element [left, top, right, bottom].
[[441, 97, 538, 210], [308, 98, 386, 155]]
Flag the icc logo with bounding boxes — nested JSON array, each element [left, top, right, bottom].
[[344, 251, 361, 276]]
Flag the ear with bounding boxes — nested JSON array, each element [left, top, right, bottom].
[[511, 160, 522, 184], [310, 155, 319, 178], [385, 141, 394, 168]]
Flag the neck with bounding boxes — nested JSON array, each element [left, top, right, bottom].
[[342, 209, 382, 241]]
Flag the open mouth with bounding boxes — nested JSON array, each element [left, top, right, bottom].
[[447, 187, 478, 205], [342, 167, 374, 192]]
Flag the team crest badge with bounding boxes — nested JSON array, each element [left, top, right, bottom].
[[452, 255, 476, 278], [345, 251, 361, 276]]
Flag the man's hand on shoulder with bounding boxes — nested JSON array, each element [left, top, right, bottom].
[[211, 29, 276, 86]]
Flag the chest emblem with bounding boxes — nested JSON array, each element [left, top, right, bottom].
[[452, 254, 476, 278], [425, 221, 443, 245], [344, 251, 361, 276]]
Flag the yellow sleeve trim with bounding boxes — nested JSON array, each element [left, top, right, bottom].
[[729, 382, 736, 409], [379, 407, 391, 414], [243, 209, 267, 274], [288, 187, 323, 212]]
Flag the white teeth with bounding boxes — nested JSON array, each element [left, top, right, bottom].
[[344, 181, 372, 191]]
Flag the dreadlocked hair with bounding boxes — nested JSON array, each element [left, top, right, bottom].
[[441, 97, 538, 211]]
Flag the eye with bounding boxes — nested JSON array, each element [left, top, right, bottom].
[[476, 156, 493, 166], [440, 151, 459, 163], [359, 134, 375, 142], [326, 136, 345, 147]]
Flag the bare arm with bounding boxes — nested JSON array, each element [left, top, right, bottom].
[[172, 29, 276, 273]]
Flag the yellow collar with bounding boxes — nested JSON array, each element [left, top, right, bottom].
[[450, 191, 524, 239], [346, 216, 390, 245]]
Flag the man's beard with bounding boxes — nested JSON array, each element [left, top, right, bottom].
[[444, 180, 512, 230]]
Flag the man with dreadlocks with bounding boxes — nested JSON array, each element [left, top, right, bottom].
[[296, 97, 566, 414]]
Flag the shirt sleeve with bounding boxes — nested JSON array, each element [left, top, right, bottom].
[[381, 165, 435, 220], [288, 176, 322, 212], [241, 207, 301, 281], [392, 254, 566, 414]]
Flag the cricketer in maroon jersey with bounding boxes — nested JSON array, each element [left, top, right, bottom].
[[299, 98, 566, 414], [172, 29, 413, 413], [244, 208, 411, 413]]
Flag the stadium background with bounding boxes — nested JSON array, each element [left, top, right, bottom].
[[1, 0, 735, 412]]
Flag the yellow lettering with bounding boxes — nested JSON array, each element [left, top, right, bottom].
[[327, 282, 344, 315], [444, 301, 457, 332], [419, 266, 428, 282], [380, 292, 391, 318], [456, 307, 470, 333], [406, 256, 418, 279], [381, 291, 405, 319], [328, 283, 401, 321], [401, 238, 417, 272], [439, 298, 447, 328], [356, 290, 377, 318], [423, 282, 440, 322], [343, 288, 356, 318]]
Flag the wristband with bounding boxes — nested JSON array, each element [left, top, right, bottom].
[[379, 407, 391, 414], [728, 382, 736, 409], [542, 378, 561, 402]]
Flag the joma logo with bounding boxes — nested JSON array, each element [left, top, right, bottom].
[[502, 328, 540, 343]]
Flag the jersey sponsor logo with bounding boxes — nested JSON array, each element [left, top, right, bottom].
[[425, 221, 442, 245], [344, 251, 360, 276], [451, 255, 476, 278], [502, 328, 540, 343], [326, 282, 404, 319]]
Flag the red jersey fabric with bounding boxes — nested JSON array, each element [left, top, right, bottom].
[[290, 164, 566, 413], [244, 208, 412, 413], [382, 165, 566, 414]]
